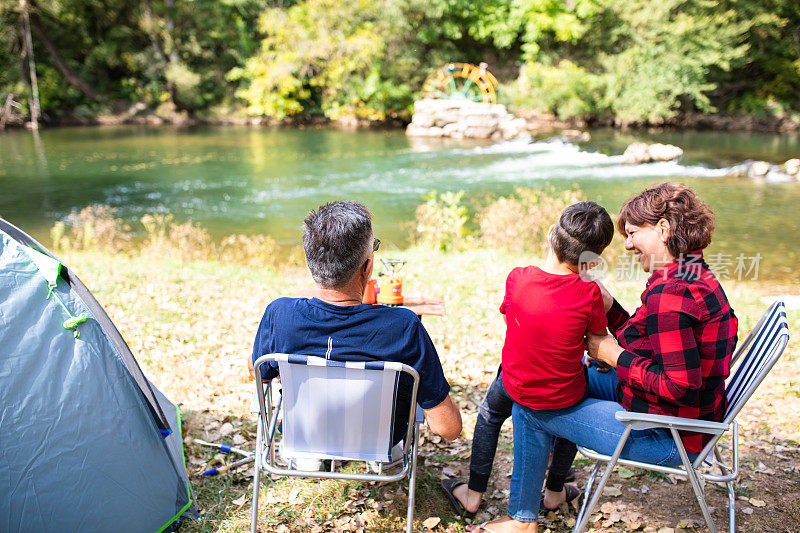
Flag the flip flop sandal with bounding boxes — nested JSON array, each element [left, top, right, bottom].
[[439, 478, 477, 520], [539, 483, 582, 514], [466, 521, 500, 533]]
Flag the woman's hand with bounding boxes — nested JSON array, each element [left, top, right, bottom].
[[593, 278, 614, 313], [585, 332, 624, 368]]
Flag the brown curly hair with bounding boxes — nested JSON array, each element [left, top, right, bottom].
[[617, 183, 715, 257]]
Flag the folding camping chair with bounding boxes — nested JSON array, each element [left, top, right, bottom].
[[573, 301, 790, 533], [250, 353, 424, 533]]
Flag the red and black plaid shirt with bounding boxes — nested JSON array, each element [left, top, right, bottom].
[[608, 251, 738, 453]]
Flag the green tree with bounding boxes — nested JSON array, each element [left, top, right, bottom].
[[230, 0, 414, 119], [597, 0, 751, 123]]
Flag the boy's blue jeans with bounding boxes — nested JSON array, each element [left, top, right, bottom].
[[508, 363, 695, 522]]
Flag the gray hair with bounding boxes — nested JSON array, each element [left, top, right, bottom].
[[302, 201, 373, 288]]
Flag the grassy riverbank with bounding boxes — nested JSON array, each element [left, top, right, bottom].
[[59, 241, 800, 532]]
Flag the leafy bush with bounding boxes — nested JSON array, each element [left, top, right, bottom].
[[52, 205, 132, 253], [229, 0, 393, 120], [477, 185, 583, 254], [412, 191, 473, 252], [53, 209, 283, 268], [140, 214, 212, 262], [506, 60, 602, 119], [218, 234, 278, 269]]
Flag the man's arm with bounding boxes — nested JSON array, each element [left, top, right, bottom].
[[422, 395, 462, 441]]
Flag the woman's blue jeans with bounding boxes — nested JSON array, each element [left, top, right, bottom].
[[508, 363, 695, 522]]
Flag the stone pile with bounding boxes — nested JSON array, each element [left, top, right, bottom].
[[406, 98, 528, 140], [622, 142, 684, 164]]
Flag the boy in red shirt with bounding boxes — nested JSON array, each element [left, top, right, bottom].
[[442, 201, 613, 519]]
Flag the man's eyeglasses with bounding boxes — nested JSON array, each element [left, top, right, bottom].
[[373, 238, 381, 252]]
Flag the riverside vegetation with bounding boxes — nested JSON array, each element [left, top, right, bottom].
[[50, 188, 800, 531], [2, 0, 800, 129]]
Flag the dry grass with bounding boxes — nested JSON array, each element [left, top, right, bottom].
[[53, 205, 289, 269], [57, 239, 800, 532]]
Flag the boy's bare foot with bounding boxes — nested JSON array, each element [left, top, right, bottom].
[[452, 483, 482, 514], [542, 487, 566, 510], [542, 484, 581, 510], [466, 515, 538, 532]]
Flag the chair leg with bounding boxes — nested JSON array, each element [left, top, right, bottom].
[[251, 414, 264, 533], [670, 429, 716, 533], [573, 428, 632, 533], [406, 422, 420, 533], [574, 461, 600, 530], [714, 447, 736, 533], [726, 479, 736, 533]]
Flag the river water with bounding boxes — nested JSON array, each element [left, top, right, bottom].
[[1, 126, 799, 283]]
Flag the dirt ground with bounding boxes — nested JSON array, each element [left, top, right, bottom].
[[181, 340, 800, 533]]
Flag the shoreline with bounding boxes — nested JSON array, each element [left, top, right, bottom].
[[4, 107, 800, 134]]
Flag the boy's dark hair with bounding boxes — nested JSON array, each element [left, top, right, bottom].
[[550, 201, 614, 265]]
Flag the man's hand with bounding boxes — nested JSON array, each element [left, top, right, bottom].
[[247, 355, 255, 379], [585, 332, 624, 368], [423, 395, 462, 441]]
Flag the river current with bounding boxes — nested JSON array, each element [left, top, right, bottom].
[[1, 126, 799, 283]]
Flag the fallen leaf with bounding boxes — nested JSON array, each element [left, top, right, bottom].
[[600, 502, 618, 514], [288, 487, 302, 504], [423, 516, 441, 529], [618, 466, 636, 479], [232, 494, 248, 508], [442, 464, 459, 477], [623, 511, 643, 530], [742, 507, 753, 515], [749, 498, 766, 507], [603, 486, 623, 497], [676, 519, 693, 528], [220, 422, 235, 437]]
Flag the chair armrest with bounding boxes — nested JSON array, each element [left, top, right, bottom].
[[615, 411, 728, 435], [415, 404, 425, 423]]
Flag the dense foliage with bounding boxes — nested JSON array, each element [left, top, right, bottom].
[[2, 0, 799, 125]]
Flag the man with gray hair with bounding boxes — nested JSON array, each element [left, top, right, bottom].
[[250, 201, 462, 445]]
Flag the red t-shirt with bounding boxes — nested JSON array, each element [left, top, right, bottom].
[[500, 266, 607, 410]]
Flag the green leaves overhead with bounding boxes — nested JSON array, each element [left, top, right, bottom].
[[1, 0, 798, 124]]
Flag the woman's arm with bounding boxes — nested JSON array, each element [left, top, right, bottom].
[[593, 279, 630, 333], [614, 284, 703, 407]]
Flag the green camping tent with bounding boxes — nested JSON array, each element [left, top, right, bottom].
[[0, 217, 197, 532]]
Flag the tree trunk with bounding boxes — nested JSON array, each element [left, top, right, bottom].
[[27, 13, 106, 104], [20, 0, 40, 128], [142, 0, 177, 105]]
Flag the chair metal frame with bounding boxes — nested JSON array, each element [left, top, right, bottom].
[[573, 301, 790, 533], [250, 353, 424, 533]]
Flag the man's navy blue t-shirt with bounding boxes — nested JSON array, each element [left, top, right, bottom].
[[252, 297, 450, 443]]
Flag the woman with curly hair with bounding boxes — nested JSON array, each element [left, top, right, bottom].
[[470, 183, 738, 533]]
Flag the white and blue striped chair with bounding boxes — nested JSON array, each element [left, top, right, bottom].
[[250, 354, 424, 533], [574, 301, 790, 533]]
